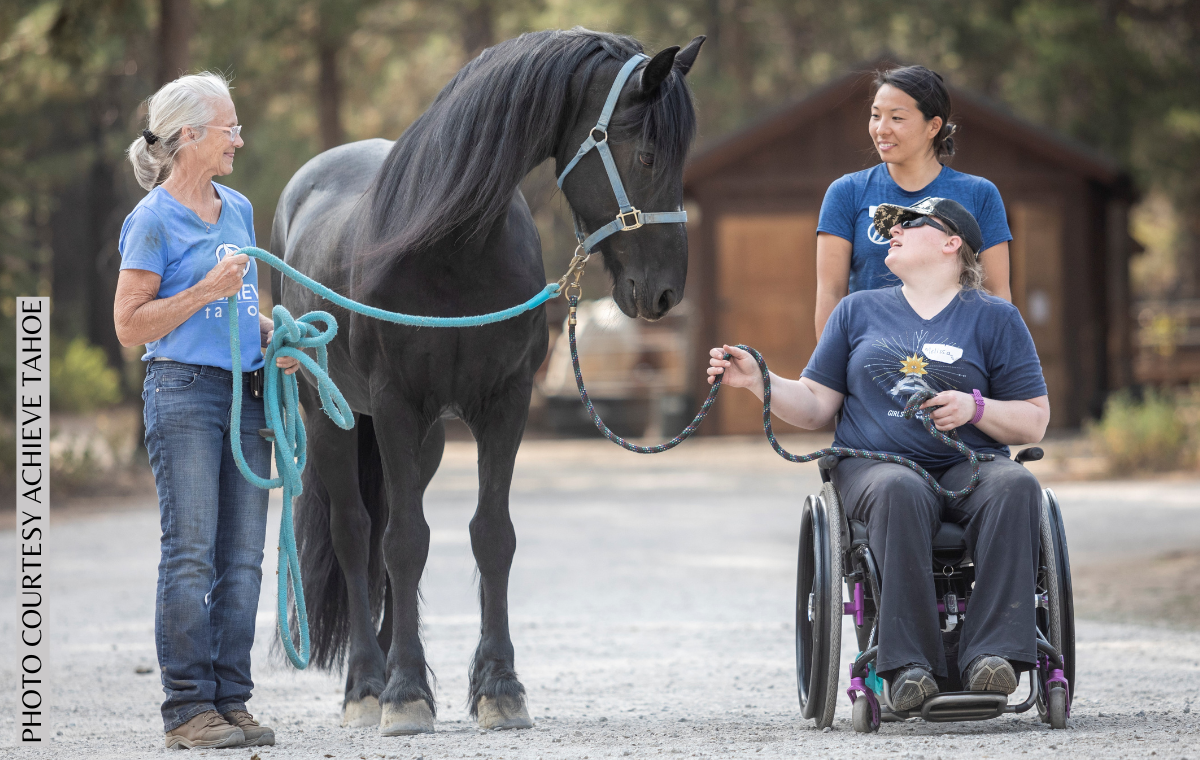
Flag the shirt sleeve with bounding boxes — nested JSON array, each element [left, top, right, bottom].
[[816, 174, 856, 243], [975, 179, 1013, 252], [802, 298, 851, 394], [118, 207, 170, 276], [985, 305, 1048, 401]]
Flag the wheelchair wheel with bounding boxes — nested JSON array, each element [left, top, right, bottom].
[[795, 483, 843, 728], [1037, 488, 1075, 723], [1046, 489, 1075, 692], [851, 693, 880, 733]]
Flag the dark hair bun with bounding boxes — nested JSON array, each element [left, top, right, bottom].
[[935, 121, 957, 160]]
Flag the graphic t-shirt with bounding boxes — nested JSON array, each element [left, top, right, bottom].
[[118, 183, 264, 371], [802, 287, 1047, 469], [818, 164, 1012, 293]]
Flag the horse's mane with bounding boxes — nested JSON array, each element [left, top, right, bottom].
[[360, 28, 696, 278]]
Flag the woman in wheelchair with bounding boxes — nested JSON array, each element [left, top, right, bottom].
[[709, 198, 1049, 713]]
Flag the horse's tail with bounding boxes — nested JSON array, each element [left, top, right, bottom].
[[293, 414, 390, 670]]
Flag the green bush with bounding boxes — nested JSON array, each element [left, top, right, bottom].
[[50, 337, 122, 413], [1090, 390, 1188, 472]]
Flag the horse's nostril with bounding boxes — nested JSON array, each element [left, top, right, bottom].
[[657, 289, 677, 315]]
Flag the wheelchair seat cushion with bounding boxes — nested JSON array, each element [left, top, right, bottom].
[[848, 519, 968, 552], [933, 522, 966, 551]]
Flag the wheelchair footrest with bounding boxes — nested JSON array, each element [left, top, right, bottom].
[[916, 692, 1008, 722]]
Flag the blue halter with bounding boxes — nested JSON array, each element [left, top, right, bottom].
[[557, 54, 688, 254]]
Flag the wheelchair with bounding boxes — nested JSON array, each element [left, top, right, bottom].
[[795, 447, 1074, 732]]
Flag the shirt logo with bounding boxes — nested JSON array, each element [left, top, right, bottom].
[[215, 243, 251, 276], [866, 205, 889, 245]]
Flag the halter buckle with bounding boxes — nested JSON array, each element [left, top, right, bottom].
[[590, 127, 608, 145], [617, 208, 643, 231]]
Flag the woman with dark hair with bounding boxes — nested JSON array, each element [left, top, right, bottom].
[[814, 65, 1012, 337]]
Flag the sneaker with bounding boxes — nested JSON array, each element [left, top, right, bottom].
[[221, 709, 275, 746], [164, 710, 244, 749], [890, 665, 939, 712], [964, 655, 1018, 695]]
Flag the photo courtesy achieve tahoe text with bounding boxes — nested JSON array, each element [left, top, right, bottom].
[[15, 297, 48, 744]]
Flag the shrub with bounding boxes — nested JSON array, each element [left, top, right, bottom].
[[1090, 389, 1188, 472], [50, 337, 122, 413]]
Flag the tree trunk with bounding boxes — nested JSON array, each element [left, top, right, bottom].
[[318, 39, 344, 151], [459, 0, 495, 59], [157, 0, 192, 85]]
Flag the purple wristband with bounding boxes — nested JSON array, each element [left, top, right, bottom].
[[970, 389, 985, 425]]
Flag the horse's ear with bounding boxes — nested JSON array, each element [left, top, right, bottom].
[[639, 46, 680, 96], [674, 35, 706, 76]]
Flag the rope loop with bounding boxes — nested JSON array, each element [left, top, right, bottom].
[[222, 247, 577, 669]]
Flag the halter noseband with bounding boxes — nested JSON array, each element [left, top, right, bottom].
[[557, 54, 688, 254]]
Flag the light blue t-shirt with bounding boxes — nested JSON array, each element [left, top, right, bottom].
[[817, 164, 1012, 293], [802, 287, 1046, 469], [118, 183, 265, 371]]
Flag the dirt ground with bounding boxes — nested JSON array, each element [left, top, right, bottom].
[[2, 435, 1199, 759]]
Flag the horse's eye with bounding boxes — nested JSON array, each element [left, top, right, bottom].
[[639, 152, 655, 167]]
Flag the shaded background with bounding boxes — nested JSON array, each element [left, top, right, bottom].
[[2, 0, 1200, 494]]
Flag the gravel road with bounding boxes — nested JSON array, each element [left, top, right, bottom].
[[2, 435, 1199, 759]]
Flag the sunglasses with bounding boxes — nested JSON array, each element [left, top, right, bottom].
[[899, 215, 957, 235]]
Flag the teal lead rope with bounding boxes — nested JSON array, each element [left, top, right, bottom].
[[225, 243, 983, 669], [225, 246, 563, 669]]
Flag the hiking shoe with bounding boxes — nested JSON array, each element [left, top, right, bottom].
[[221, 709, 275, 746], [890, 665, 939, 712], [964, 655, 1018, 695], [164, 710, 244, 749]]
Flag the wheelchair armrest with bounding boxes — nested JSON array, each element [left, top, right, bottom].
[[1014, 447, 1044, 465], [818, 455, 841, 472]]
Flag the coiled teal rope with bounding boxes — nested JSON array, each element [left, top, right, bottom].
[[225, 246, 562, 669]]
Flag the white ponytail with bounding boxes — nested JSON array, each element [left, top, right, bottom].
[[126, 72, 231, 190]]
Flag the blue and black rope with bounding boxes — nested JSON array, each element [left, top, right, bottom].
[[567, 294, 985, 499]]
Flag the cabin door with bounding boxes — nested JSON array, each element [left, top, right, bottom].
[[715, 213, 818, 435], [1010, 201, 1065, 428]]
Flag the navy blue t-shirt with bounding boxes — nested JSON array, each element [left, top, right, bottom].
[[802, 287, 1046, 469], [818, 164, 1012, 293]]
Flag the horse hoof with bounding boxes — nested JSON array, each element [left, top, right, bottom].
[[342, 696, 382, 727], [477, 695, 534, 730], [380, 700, 435, 736]]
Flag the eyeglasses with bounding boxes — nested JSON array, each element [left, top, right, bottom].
[[900, 215, 956, 235], [204, 124, 242, 141]]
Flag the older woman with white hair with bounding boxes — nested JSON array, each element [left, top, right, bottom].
[[114, 72, 296, 750]]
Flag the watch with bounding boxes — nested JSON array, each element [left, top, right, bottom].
[[970, 389, 985, 425]]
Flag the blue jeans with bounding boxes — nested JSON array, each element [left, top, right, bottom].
[[143, 361, 271, 731]]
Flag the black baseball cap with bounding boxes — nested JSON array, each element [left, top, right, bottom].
[[872, 197, 984, 257]]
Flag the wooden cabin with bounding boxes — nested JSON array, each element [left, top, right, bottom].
[[683, 63, 1135, 433]]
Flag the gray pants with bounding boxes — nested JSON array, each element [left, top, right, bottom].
[[832, 456, 1041, 681]]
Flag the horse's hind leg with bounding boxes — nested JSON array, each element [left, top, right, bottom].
[[302, 385, 386, 726], [467, 387, 534, 730]]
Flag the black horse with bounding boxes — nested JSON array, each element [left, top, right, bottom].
[[273, 29, 703, 734]]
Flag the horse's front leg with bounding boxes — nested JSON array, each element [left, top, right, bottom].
[[371, 398, 440, 735], [467, 383, 534, 730]]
